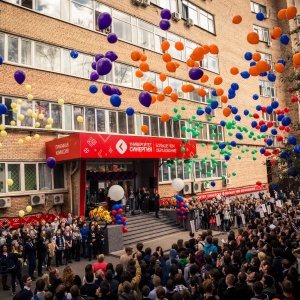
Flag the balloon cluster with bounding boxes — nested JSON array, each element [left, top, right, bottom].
[[18, 205, 33, 218], [111, 204, 128, 233], [175, 195, 188, 220]]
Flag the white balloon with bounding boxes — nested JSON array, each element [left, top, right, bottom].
[[108, 185, 124, 201], [172, 178, 184, 192]]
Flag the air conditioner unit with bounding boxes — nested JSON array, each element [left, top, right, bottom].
[[267, 40, 272, 47], [185, 18, 194, 27], [141, 0, 150, 6], [225, 178, 231, 185], [53, 194, 64, 205], [132, 0, 142, 5], [172, 12, 181, 22], [193, 181, 202, 193], [0, 198, 11, 208], [30, 194, 45, 206], [263, 13, 269, 19], [183, 182, 192, 194]]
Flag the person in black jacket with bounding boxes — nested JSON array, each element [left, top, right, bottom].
[[87, 224, 97, 261], [24, 236, 36, 280], [20, 274, 33, 300], [96, 222, 108, 255], [154, 191, 160, 218], [36, 230, 48, 277], [222, 274, 241, 300], [236, 272, 254, 300]]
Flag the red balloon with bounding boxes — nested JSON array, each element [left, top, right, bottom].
[[111, 210, 117, 215], [176, 208, 180, 213], [122, 227, 128, 233], [271, 34, 276, 40], [180, 202, 184, 207], [177, 216, 183, 220], [253, 113, 259, 119], [272, 149, 280, 155], [182, 215, 187, 220], [121, 216, 126, 222], [256, 125, 261, 130], [259, 120, 265, 125], [256, 181, 262, 186], [291, 96, 298, 102], [284, 107, 290, 113], [285, 127, 291, 132], [112, 217, 116, 223], [261, 107, 267, 113], [267, 121, 273, 128], [264, 138, 267, 142], [288, 87, 294, 93], [264, 151, 271, 156], [118, 208, 123, 214], [275, 109, 281, 115], [278, 125, 285, 130], [277, 136, 283, 141]]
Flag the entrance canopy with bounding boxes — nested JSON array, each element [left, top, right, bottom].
[[46, 133, 197, 162]]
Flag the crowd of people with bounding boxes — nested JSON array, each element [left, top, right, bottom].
[[0, 190, 299, 300]]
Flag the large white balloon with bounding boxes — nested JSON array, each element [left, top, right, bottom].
[[108, 185, 125, 201], [172, 178, 184, 192]]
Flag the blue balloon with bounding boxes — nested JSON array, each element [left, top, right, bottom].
[[280, 34, 290, 45], [0, 104, 8, 115], [211, 100, 219, 110], [288, 136, 297, 145], [271, 129, 278, 135], [251, 121, 257, 128], [240, 71, 250, 79], [266, 139, 273, 146], [122, 221, 127, 226], [89, 85, 98, 94], [119, 204, 123, 208], [244, 109, 249, 116], [227, 105, 233, 109], [250, 61, 256, 67], [253, 94, 259, 100], [70, 50, 78, 59], [0, 55, 3, 65], [110, 94, 121, 107], [266, 106, 273, 114], [117, 219, 122, 224], [294, 146, 300, 154], [116, 214, 122, 219], [244, 52, 252, 61], [231, 83, 239, 90], [231, 107, 238, 114], [272, 185, 278, 191], [175, 195, 183, 201], [281, 116, 291, 126], [277, 59, 286, 66], [183, 203, 188, 208], [205, 106, 212, 114], [112, 204, 118, 210], [175, 204, 180, 208], [260, 72, 267, 77], [224, 155, 230, 161], [220, 120, 226, 127], [256, 105, 262, 111], [260, 148, 266, 154], [228, 93, 236, 99], [260, 124, 268, 132], [210, 181, 216, 187], [277, 114, 284, 121], [228, 88, 236, 96], [267, 73, 276, 82], [126, 107, 135, 116], [196, 109, 204, 116], [211, 90, 217, 97], [235, 115, 241, 121], [236, 133, 243, 140], [102, 84, 112, 96], [219, 142, 226, 149], [230, 141, 237, 147], [271, 101, 279, 109], [256, 12, 265, 21]]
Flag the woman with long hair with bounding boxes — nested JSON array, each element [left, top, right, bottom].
[[63, 226, 72, 265], [11, 241, 24, 295], [61, 266, 81, 293], [49, 268, 62, 294], [0, 244, 10, 292], [72, 226, 82, 262]]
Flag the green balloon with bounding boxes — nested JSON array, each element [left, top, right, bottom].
[[223, 163, 228, 168], [181, 147, 185, 152], [211, 153, 215, 157], [241, 150, 245, 153], [220, 149, 225, 154], [213, 145, 218, 150], [207, 117, 212, 122], [208, 98, 213, 103], [182, 126, 186, 131], [232, 172, 236, 176], [221, 175, 226, 180], [243, 127, 248, 132], [173, 108, 178, 113], [237, 145, 240, 148], [192, 115, 196, 119], [188, 120, 193, 124], [212, 125, 216, 130], [198, 168, 202, 172], [245, 148, 249, 152], [211, 133, 216, 137], [201, 143, 205, 147], [207, 172, 212, 177], [238, 156, 241, 160], [199, 124, 204, 129], [192, 196, 195, 200], [176, 114, 181, 119], [253, 137, 257, 141], [261, 134, 266, 138], [205, 180, 209, 184], [253, 157, 257, 160], [248, 134, 252, 138], [228, 145, 232, 150], [218, 133, 222, 137], [181, 106, 186, 110], [186, 128, 191, 132], [198, 106, 202, 110], [195, 122, 199, 127], [249, 113, 253, 117], [183, 139, 188, 143], [194, 154, 199, 158]]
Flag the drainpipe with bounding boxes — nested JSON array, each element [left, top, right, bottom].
[[70, 161, 79, 214]]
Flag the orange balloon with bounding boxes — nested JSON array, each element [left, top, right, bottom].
[[140, 62, 149, 72], [166, 61, 176, 72], [143, 82, 154, 92], [187, 58, 195, 67], [193, 47, 205, 59], [170, 93, 178, 102], [221, 95, 228, 103], [141, 125, 149, 134], [202, 45, 210, 54], [162, 53, 172, 62], [160, 113, 170, 122], [194, 61, 200, 67], [278, 9, 286, 20], [151, 95, 157, 104], [286, 6, 297, 19], [181, 85, 188, 93], [135, 70, 144, 78], [161, 40, 170, 52], [131, 51, 142, 61], [293, 53, 300, 66], [272, 27, 282, 39], [249, 66, 260, 76], [175, 41, 184, 51], [247, 32, 259, 44], [223, 107, 231, 117], [256, 60, 270, 72], [152, 85, 158, 93], [200, 74, 209, 83], [157, 94, 165, 101], [186, 84, 195, 92], [209, 44, 219, 55], [230, 67, 239, 75], [197, 88, 207, 97], [214, 76, 223, 85], [159, 73, 167, 82], [140, 54, 147, 61], [252, 52, 261, 62], [174, 62, 180, 69], [216, 88, 224, 96], [232, 15, 242, 24], [163, 86, 173, 95], [274, 63, 285, 73]]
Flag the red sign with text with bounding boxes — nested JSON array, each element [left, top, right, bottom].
[[46, 133, 197, 161]]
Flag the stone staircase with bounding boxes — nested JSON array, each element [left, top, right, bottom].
[[122, 211, 187, 247]]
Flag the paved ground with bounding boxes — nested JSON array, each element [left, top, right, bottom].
[[1, 228, 233, 300]]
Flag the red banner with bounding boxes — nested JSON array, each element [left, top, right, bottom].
[[0, 212, 68, 229], [46, 133, 197, 161]]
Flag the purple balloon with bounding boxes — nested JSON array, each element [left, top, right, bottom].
[[91, 61, 97, 70], [189, 68, 204, 80], [159, 19, 171, 31], [102, 84, 112, 96], [96, 58, 112, 76], [90, 72, 99, 81], [161, 9, 172, 20], [14, 70, 26, 85], [98, 12, 112, 30], [111, 87, 122, 96], [95, 53, 104, 62], [107, 33, 118, 44], [46, 157, 56, 169], [139, 92, 152, 108], [105, 51, 118, 62]]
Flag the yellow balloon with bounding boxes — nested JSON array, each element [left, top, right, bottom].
[[0, 124, 5, 131], [0, 131, 7, 137], [26, 109, 33, 115], [58, 99, 64, 105], [32, 113, 37, 119], [77, 116, 83, 123], [17, 99, 23, 105], [18, 139, 24, 144], [38, 113, 44, 120], [10, 121, 16, 126], [18, 210, 25, 218], [35, 122, 40, 128], [0, 143, 2, 148], [13, 108, 18, 113], [17, 114, 25, 121], [34, 134, 40, 139], [45, 124, 52, 130], [47, 118, 53, 124], [25, 136, 31, 142], [25, 85, 31, 91], [27, 94, 33, 101], [7, 178, 13, 186], [11, 103, 17, 109], [26, 206, 32, 213]]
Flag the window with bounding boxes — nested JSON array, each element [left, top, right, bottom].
[[96, 109, 106, 132], [25, 164, 37, 191], [22, 0, 33, 9], [114, 63, 133, 87], [127, 114, 135, 135], [160, 161, 170, 182], [73, 106, 84, 130], [35, 101, 49, 127], [118, 112, 127, 134], [64, 105, 73, 130], [259, 52, 272, 66], [137, 20, 155, 51], [35, 0, 61, 19], [262, 111, 277, 122], [71, 52, 93, 78], [159, 121, 166, 137], [0, 164, 6, 193], [8, 164, 20, 192], [250, 1, 267, 14], [71, 1, 93, 29], [199, 9, 215, 33], [51, 103, 62, 129], [112, 10, 132, 42], [0, 34, 4, 58], [265, 135, 280, 148], [38, 163, 52, 190], [53, 164, 65, 189], [142, 115, 150, 136], [4, 98, 16, 126], [253, 25, 270, 42], [182, 1, 198, 25], [150, 116, 159, 136], [152, 0, 178, 12], [259, 80, 275, 97], [8, 36, 18, 63], [109, 111, 117, 133], [173, 120, 180, 138], [201, 54, 219, 73], [208, 124, 223, 141], [85, 107, 95, 132], [35, 43, 60, 71], [20, 100, 33, 127], [21, 39, 31, 65]]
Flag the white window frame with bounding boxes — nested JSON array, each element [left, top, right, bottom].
[[253, 25, 270, 42]]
